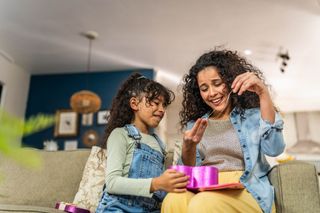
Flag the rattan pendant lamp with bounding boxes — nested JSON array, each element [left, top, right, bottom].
[[70, 31, 101, 114]]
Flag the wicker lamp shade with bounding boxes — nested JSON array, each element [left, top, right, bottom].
[[70, 31, 101, 114], [70, 90, 101, 114]]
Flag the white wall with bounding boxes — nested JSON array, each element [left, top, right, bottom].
[[282, 111, 320, 148], [308, 112, 320, 142], [0, 56, 30, 118], [155, 70, 183, 151], [282, 113, 298, 148]]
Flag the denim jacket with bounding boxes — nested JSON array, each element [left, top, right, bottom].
[[182, 107, 285, 213]]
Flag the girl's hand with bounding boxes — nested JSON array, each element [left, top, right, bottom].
[[231, 72, 268, 96], [151, 169, 189, 193], [183, 118, 208, 147]]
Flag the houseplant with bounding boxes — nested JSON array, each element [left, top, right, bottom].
[[0, 108, 55, 169]]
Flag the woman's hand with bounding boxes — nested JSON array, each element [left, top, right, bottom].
[[232, 71, 275, 123], [231, 72, 268, 96], [150, 169, 189, 193], [183, 118, 208, 148]]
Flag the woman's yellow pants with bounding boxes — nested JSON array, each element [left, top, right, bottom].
[[161, 171, 275, 213]]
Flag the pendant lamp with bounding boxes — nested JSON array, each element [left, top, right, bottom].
[[70, 31, 101, 114]]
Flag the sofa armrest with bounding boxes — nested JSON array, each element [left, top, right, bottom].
[[268, 161, 320, 213]]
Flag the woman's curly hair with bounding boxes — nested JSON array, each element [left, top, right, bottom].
[[179, 48, 267, 129], [102, 72, 175, 149]]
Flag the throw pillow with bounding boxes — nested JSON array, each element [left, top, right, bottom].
[[73, 146, 106, 212], [173, 140, 183, 165]]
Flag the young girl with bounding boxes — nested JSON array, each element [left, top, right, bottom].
[[96, 73, 189, 213], [162, 49, 285, 213]]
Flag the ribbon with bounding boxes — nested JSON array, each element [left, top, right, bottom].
[[170, 165, 218, 189], [55, 202, 90, 213]]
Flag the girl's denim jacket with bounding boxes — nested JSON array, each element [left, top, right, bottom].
[[182, 107, 285, 213]]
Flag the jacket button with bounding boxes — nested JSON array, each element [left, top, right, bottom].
[[257, 196, 261, 200], [246, 157, 250, 160], [238, 129, 241, 132], [242, 145, 246, 148], [233, 121, 237, 124], [245, 171, 249, 175]]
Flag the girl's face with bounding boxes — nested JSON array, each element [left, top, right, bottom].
[[131, 95, 166, 133], [197, 66, 232, 119]]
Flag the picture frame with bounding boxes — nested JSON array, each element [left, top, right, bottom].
[[82, 113, 94, 126], [64, 140, 78, 150], [97, 110, 110, 125], [82, 129, 99, 147], [54, 109, 79, 137]]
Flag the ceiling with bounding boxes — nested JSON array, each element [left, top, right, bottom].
[[1, 0, 320, 112]]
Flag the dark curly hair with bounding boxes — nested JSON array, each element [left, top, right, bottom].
[[102, 72, 175, 149], [180, 48, 267, 129]]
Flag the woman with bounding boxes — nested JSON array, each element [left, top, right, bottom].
[[162, 49, 285, 213]]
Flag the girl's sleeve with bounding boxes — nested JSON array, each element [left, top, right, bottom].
[[105, 129, 153, 198], [259, 112, 286, 156]]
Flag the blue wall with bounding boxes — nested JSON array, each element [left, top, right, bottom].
[[23, 69, 154, 149]]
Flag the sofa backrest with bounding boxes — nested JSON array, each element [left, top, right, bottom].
[[0, 148, 91, 208]]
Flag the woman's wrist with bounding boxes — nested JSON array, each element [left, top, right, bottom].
[[256, 85, 269, 97], [182, 143, 197, 166], [183, 140, 197, 150], [258, 88, 273, 106]]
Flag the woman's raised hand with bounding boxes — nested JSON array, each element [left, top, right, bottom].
[[183, 118, 208, 147], [150, 169, 189, 193], [231, 72, 268, 96]]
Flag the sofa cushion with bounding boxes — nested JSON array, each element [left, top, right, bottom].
[[172, 140, 183, 165], [0, 204, 62, 213], [0, 148, 90, 208], [73, 146, 106, 212]]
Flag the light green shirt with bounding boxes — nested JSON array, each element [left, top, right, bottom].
[[105, 127, 164, 197]]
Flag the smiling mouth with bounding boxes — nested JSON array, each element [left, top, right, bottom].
[[210, 97, 224, 106], [153, 115, 163, 120]]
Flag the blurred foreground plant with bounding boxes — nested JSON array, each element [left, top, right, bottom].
[[0, 108, 55, 168]]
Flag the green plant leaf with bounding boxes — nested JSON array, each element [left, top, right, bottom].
[[0, 108, 55, 167]]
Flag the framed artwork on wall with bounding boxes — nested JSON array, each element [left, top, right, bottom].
[[82, 129, 99, 147], [82, 113, 93, 126], [64, 140, 78, 150], [54, 110, 78, 137], [97, 110, 110, 125]]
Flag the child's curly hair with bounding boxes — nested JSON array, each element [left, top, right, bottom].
[[180, 48, 268, 129], [102, 72, 175, 148]]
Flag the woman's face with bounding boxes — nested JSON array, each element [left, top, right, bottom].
[[197, 66, 232, 119]]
